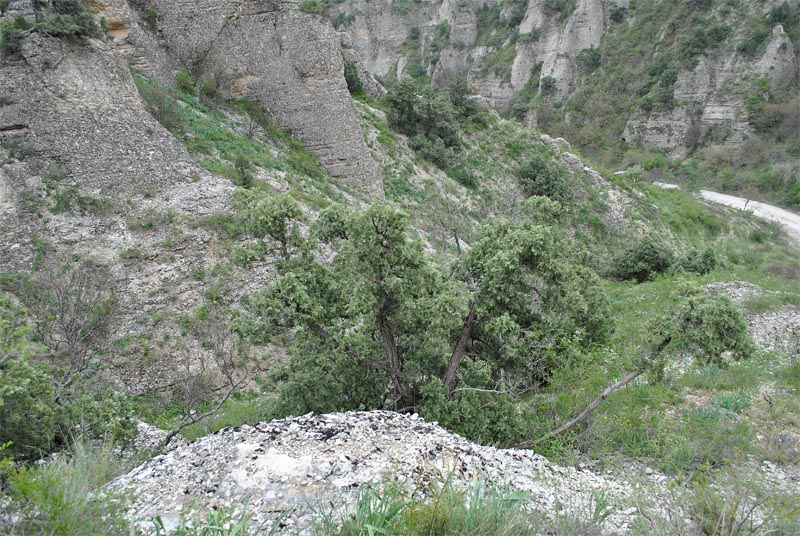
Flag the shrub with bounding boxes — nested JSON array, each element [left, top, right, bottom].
[[175, 68, 196, 95], [299, 0, 328, 15], [233, 153, 254, 188], [678, 246, 722, 275], [318, 479, 538, 536], [419, 379, 529, 446], [3, 440, 130, 536], [540, 75, 557, 95], [144, 6, 158, 29], [343, 61, 363, 96], [608, 233, 674, 282], [0, 291, 135, 461], [384, 79, 465, 170], [609, 5, 626, 23], [576, 46, 601, 74], [0, 17, 32, 57], [516, 155, 570, 203]]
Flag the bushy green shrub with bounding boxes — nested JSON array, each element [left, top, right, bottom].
[[539, 75, 557, 95], [343, 61, 363, 96], [299, 0, 328, 15], [608, 233, 674, 282], [609, 5, 626, 22], [1, 0, 98, 58], [0, 286, 135, 461], [677, 246, 722, 275], [0, 17, 32, 57], [2, 440, 130, 536], [384, 79, 470, 176], [241, 199, 609, 445], [516, 155, 570, 203], [144, 6, 158, 29], [175, 68, 196, 95], [576, 46, 601, 74], [419, 379, 529, 446]]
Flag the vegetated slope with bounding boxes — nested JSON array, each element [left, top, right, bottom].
[[1, 1, 799, 534], [330, 0, 800, 206]]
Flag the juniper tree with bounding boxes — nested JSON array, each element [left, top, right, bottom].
[[241, 194, 610, 440]]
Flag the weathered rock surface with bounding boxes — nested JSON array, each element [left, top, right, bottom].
[[111, 0, 381, 194], [111, 411, 649, 534], [332, 0, 798, 155], [706, 281, 800, 359], [0, 22, 222, 272]]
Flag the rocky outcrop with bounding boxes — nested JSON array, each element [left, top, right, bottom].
[[0, 12, 222, 271], [332, 0, 618, 101], [111, 0, 382, 194], [111, 411, 648, 534], [331, 0, 798, 155], [623, 22, 797, 157]]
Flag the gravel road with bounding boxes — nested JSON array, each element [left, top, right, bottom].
[[699, 190, 800, 244]]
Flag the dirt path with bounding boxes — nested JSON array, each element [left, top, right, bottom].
[[651, 182, 800, 244], [699, 190, 800, 244]]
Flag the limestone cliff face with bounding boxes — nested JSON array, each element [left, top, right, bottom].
[[623, 23, 798, 157], [332, 0, 798, 155], [116, 0, 382, 193], [0, 20, 214, 271], [333, 0, 620, 105]]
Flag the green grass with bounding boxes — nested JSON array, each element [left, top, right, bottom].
[[137, 391, 277, 442], [315, 477, 611, 536], [131, 71, 349, 209], [2, 439, 132, 536]]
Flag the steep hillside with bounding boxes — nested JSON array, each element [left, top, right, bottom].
[[331, 0, 799, 204], [1, 1, 799, 534]]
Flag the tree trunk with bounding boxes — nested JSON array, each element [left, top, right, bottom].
[[515, 336, 672, 449], [377, 309, 414, 410], [443, 301, 476, 395]]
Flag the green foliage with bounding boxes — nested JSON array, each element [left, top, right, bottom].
[[428, 20, 450, 66], [1, 17, 30, 57], [384, 79, 473, 179], [383, 77, 490, 187], [176, 68, 196, 95], [233, 153, 254, 188], [576, 46, 601, 74], [543, 0, 577, 22], [677, 246, 722, 275], [2, 439, 131, 536], [666, 284, 755, 365], [515, 155, 570, 203], [419, 379, 529, 446], [539, 75, 557, 95], [0, 297, 56, 459], [319, 479, 539, 536], [331, 10, 355, 30], [241, 197, 610, 443], [144, 6, 158, 29], [299, 0, 329, 15], [237, 189, 306, 260], [385, 79, 462, 149], [1, 0, 98, 57], [609, 5, 626, 23], [145, 509, 260, 535], [608, 233, 675, 282], [344, 61, 364, 96], [0, 259, 135, 461]]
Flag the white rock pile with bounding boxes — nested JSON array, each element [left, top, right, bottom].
[[110, 411, 647, 534]]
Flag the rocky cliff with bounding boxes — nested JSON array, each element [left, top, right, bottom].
[[1, 0, 381, 199], [331, 0, 799, 156]]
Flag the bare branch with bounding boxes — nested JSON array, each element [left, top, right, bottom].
[[515, 336, 672, 449]]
